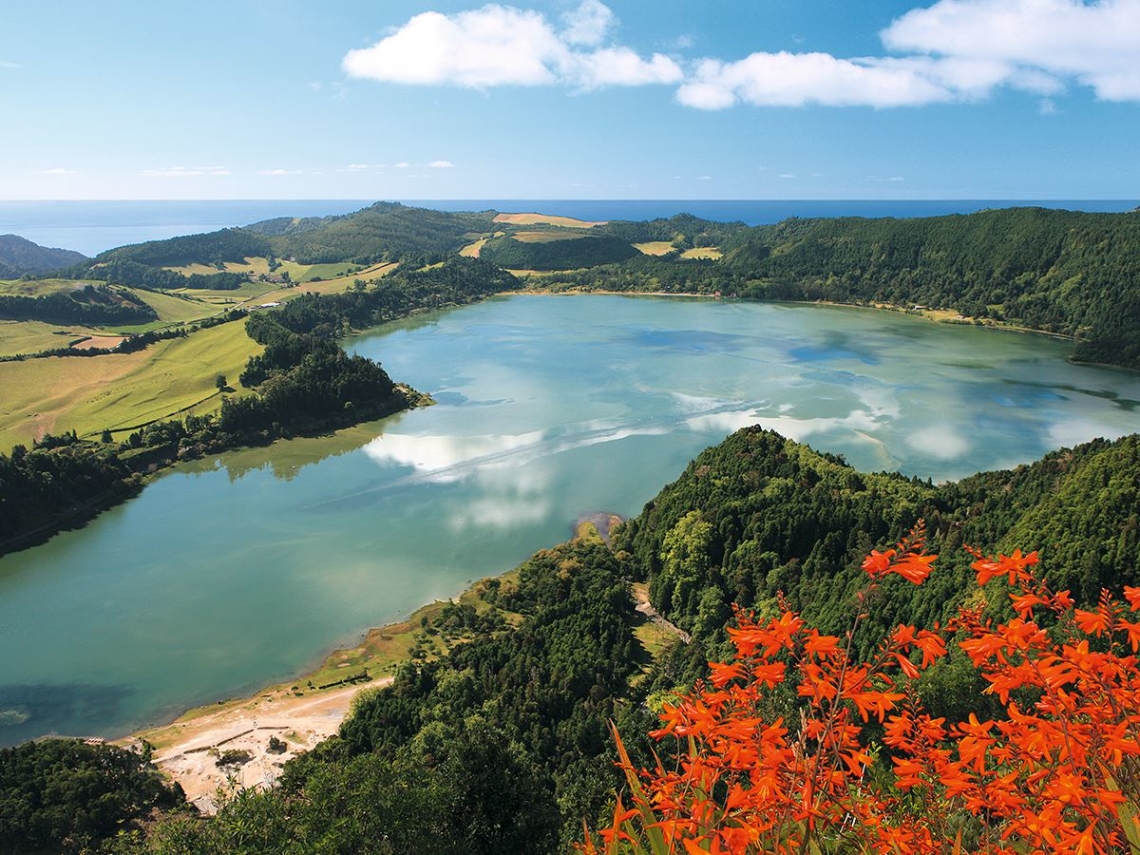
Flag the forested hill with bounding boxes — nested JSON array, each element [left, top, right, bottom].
[[719, 207, 1140, 368], [616, 426, 1140, 666], [84, 202, 496, 271], [0, 234, 87, 278]]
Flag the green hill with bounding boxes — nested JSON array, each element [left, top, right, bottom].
[[0, 234, 87, 278], [719, 207, 1140, 368]]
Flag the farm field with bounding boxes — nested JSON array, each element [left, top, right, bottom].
[[0, 321, 261, 450], [680, 246, 723, 259], [634, 241, 677, 255], [492, 212, 601, 228], [0, 319, 112, 358], [459, 238, 487, 257]]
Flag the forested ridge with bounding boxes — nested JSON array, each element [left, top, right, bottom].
[[10, 428, 1140, 853], [78, 202, 495, 274], [0, 235, 87, 279]]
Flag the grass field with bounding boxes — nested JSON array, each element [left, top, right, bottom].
[[492, 212, 602, 228], [0, 320, 110, 357], [128, 288, 234, 329], [0, 322, 262, 450], [459, 238, 487, 258], [680, 247, 723, 260], [0, 278, 93, 297], [634, 241, 678, 256]]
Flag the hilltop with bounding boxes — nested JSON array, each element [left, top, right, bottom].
[[0, 234, 87, 279]]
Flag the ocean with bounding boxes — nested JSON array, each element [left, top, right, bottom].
[[0, 198, 1135, 258]]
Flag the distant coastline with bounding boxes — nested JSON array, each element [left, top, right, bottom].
[[1, 198, 1136, 257]]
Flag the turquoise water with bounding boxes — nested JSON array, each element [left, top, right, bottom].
[[2, 295, 1139, 744]]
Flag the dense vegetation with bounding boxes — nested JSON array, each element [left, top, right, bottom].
[[0, 284, 156, 325], [480, 234, 640, 270], [596, 213, 747, 250], [0, 235, 87, 278], [244, 202, 496, 264], [0, 739, 181, 855], [0, 433, 141, 553], [617, 428, 1140, 671], [718, 208, 1140, 368], [90, 229, 271, 269]]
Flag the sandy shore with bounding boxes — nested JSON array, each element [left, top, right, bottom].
[[126, 677, 390, 814]]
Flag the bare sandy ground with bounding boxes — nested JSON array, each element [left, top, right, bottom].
[[126, 677, 391, 814]]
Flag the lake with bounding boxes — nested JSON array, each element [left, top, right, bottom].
[[2, 294, 1139, 745]]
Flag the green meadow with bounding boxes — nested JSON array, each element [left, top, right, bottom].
[[0, 322, 261, 450]]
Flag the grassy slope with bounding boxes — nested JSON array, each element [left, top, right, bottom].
[[0, 319, 114, 357], [0, 322, 261, 449]]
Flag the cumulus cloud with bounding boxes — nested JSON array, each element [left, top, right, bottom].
[[677, 52, 954, 109], [342, 0, 681, 90], [142, 166, 230, 178], [882, 0, 1140, 101], [428, 160, 455, 168], [343, 0, 1140, 107], [560, 0, 613, 46]]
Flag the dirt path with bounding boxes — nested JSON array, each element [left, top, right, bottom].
[[631, 584, 691, 644], [124, 677, 391, 814]]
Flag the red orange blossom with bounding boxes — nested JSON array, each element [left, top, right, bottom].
[[582, 524, 1140, 854]]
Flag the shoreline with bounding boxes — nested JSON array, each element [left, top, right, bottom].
[[121, 514, 620, 811]]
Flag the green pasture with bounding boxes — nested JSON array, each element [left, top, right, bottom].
[[0, 278, 94, 297], [128, 288, 234, 328], [0, 320, 112, 358], [0, 321, 261, 450]]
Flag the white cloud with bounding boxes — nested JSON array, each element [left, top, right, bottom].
[[342, 0, 1140, 107], [142, 166, 230, 178], [393, 161, 411, 168], [428, 160, 455, 168], [882, 0, 1140, 101], [259, 168, 303, 175], [343, 1, 681, 90], [39, 167, 78, 175], [676, 52, 952, 109], [560, 0, 613, 46]]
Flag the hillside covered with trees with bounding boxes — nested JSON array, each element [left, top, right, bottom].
[[0, 235, 87, 279], [717, 207, 1140, 367]]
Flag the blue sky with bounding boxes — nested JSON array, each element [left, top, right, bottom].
[[2, 0, 1137, 200]]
